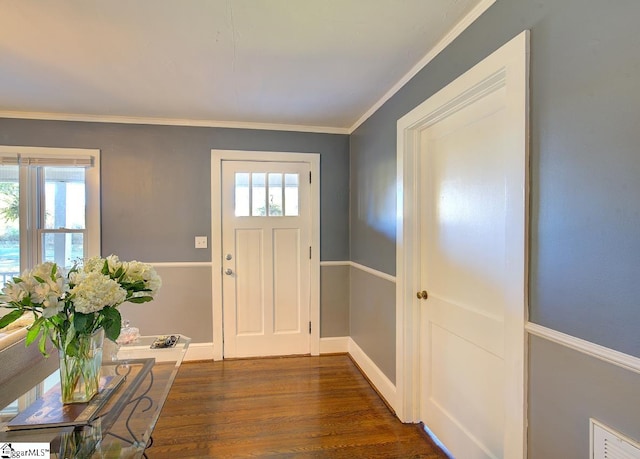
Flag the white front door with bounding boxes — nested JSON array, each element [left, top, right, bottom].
[[221, 159, 312, 358], [397, 32, 528, 458]]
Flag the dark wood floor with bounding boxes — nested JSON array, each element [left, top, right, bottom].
[[150, 354, 448, 458]]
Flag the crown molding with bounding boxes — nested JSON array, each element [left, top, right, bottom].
[[0, 0, 494, 138], [348, 0, 496, 134], [0, 110, 350, 135]]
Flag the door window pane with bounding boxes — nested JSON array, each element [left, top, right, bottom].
[[284, 174, 299, 216], [267, 173, 283, 216], [252, 173, 266, 216], [233, 170, 301, 218], [234, 173, 250, 217]]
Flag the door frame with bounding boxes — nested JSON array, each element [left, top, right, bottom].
[[211, 150, 321, 360], [395, 31, 529, 456]]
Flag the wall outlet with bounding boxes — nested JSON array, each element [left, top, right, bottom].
[[195, 236, 208, 249]]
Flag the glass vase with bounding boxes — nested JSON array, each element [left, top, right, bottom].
[[59, 328, 104, 404]]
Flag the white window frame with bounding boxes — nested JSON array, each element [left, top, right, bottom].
[[0, 146, 101, 270]]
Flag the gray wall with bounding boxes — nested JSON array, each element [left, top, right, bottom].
[[320, 265, 350, 338], [350, 0, 640, 359], [529, 336, 640, 459], [0, 118, 350, 342], [0, 118, 349, 262], [349, 267, 396, 382], [349, 0, 640, 455]]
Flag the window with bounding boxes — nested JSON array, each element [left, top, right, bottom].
[[234, 172, 299, 217], [0, 147, 100, 285]]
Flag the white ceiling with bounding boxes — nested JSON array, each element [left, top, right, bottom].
[[0, 0, 488, 133]]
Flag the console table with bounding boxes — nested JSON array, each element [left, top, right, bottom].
[[0, 335, 190, 458]]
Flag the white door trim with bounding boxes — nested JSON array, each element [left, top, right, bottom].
[[395, 30, 529, 456], [211, 150, 321, 360]]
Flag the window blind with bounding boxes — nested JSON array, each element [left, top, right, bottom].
[[0, 154, 94, 167]]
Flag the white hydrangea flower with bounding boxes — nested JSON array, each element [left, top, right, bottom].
[[69, 271, 127, 314], [123, 261, 162, 297], [82, 256, 106, 273]]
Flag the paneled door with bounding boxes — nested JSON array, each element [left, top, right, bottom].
[[221, 160, 311, 358], [397, 31, 528, 458]]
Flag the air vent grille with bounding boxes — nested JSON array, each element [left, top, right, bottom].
[[591, 419, 640, 459]]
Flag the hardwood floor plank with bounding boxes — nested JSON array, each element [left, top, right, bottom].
[[150, 355, 447, 458]]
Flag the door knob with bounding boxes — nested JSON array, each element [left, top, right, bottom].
[[416, 290, 428, 300], [224, 268, 233, 275], [225, 253, 233, 260]]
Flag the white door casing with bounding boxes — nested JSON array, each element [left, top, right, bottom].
[[396, 30, 529, 459], [212, 151, 320, 360]]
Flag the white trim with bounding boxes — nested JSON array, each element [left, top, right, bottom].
[[319, 336, 350, 354], [0, 111, 349, 135], [184, 342, 215, 361], [149, 261, 212, 268], [211, 149, 321, 361], [319, 260, 350, 267], [348, 338, 397, 410], [0, 145, 98, 158], [396, 30, 529, 457], [526, 322, 640, 376], [349, 261, 396, 283], [348, 0, 496, 133], [211, 151, 224, 361], [320, 260, 396, 284]]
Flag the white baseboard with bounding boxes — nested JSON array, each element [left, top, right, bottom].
[[347, 338, 397, 409], [185, 342, 215, 361], [319, 336, 350, 354]]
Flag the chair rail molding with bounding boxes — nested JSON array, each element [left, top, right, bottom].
[[526, 322, 640, 375]]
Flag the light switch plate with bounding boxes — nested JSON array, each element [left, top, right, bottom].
[[195, 236, 208, 249]]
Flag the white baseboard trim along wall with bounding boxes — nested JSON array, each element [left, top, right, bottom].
[[184, 342, 216, 361], [318, 336, 350, 354], [319, 336, 397, 409], [347, 338, 397, 408]]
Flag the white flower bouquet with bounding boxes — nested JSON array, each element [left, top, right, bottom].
[[0, 255, 161, 403], [0, 255, 161, 354]]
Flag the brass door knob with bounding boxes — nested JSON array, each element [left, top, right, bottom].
[[416, 290, 428, 300]]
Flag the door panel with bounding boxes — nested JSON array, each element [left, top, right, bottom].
[[273, 228, 301, 333], [222, 160, 311, 358], [419, 83, 510, 457], [235, 228, 263, 335]]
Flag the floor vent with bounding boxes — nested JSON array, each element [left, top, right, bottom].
[[591, 419, 640, 459]]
